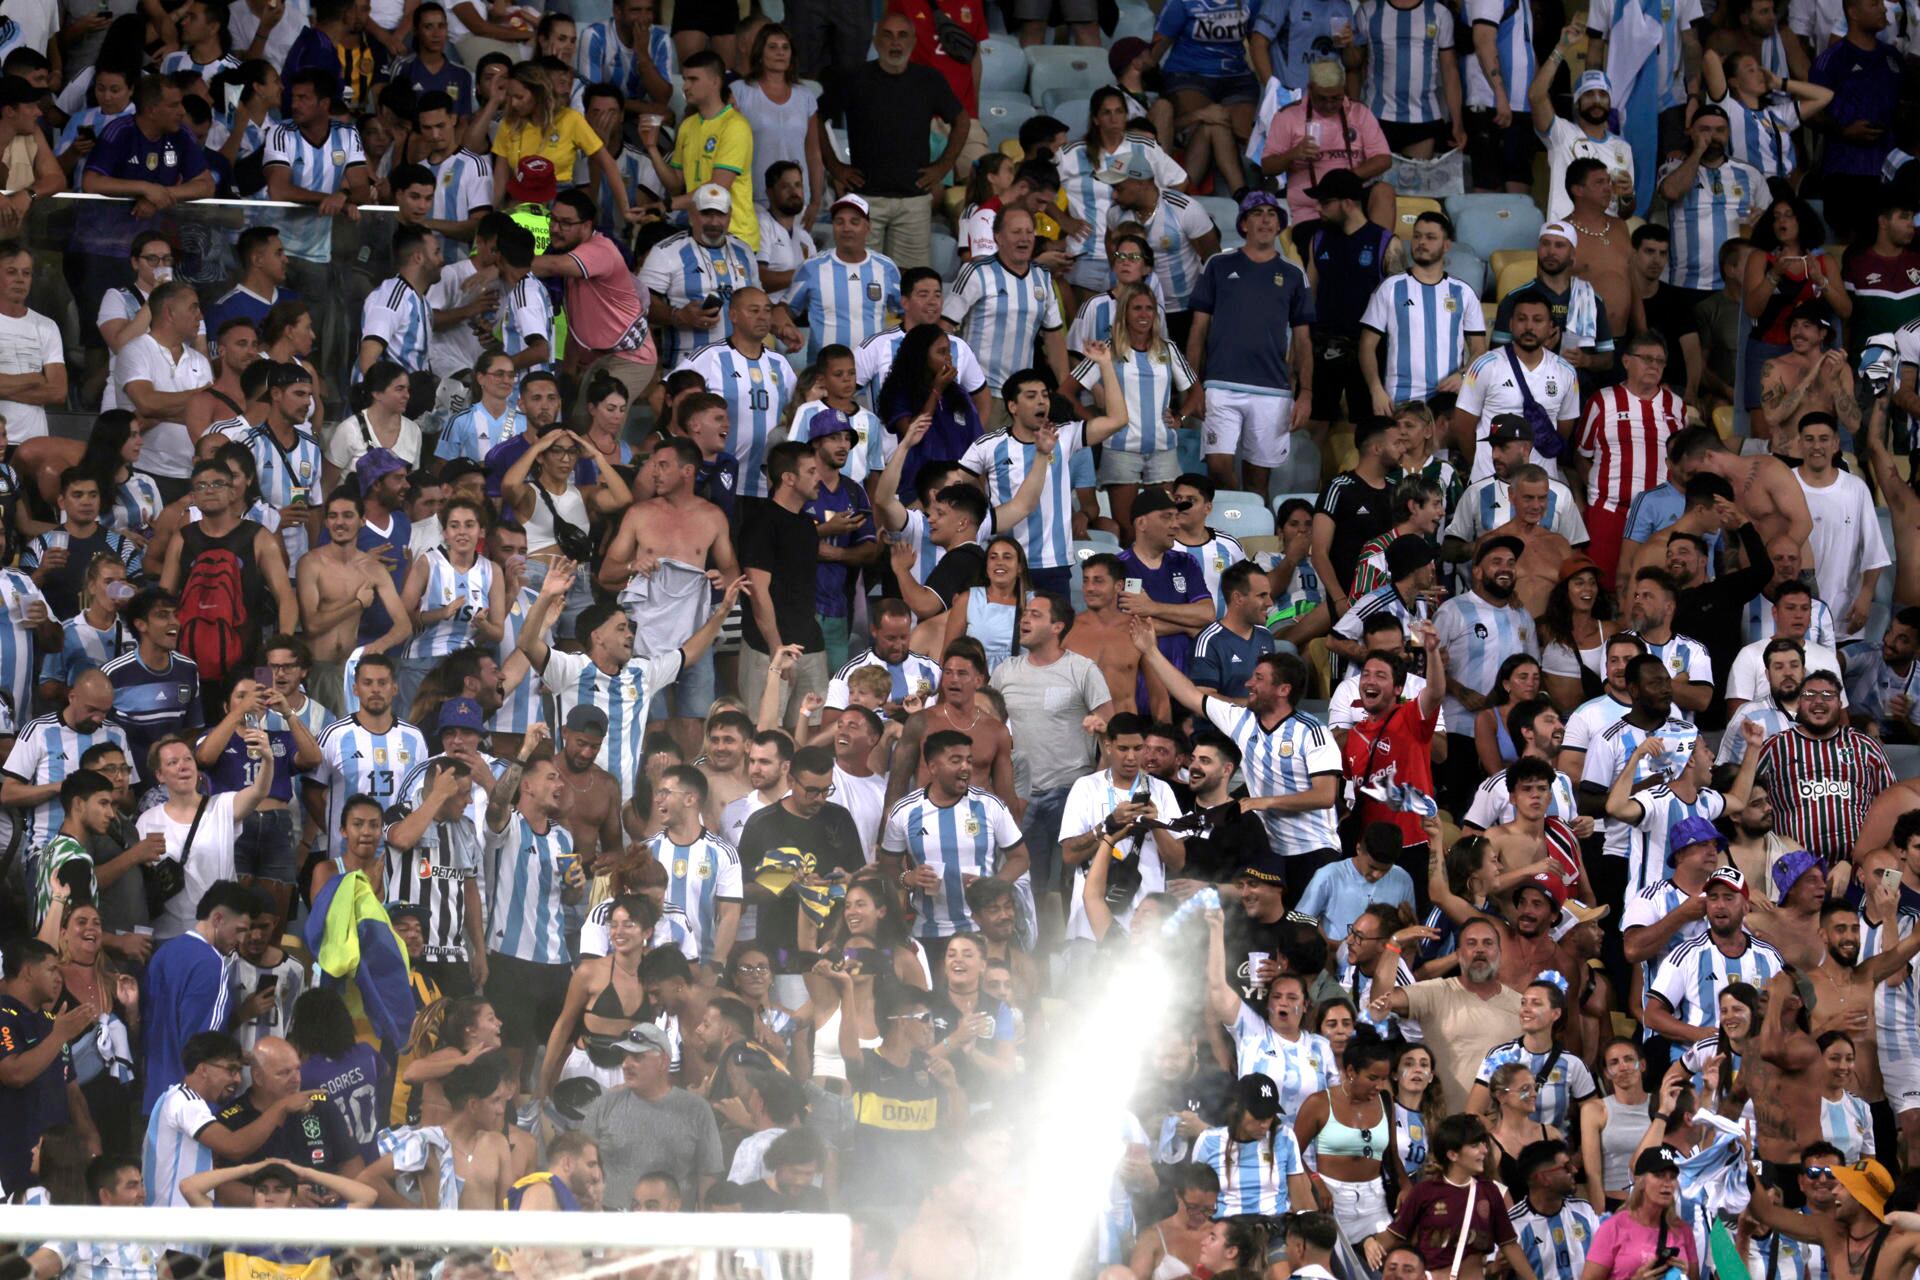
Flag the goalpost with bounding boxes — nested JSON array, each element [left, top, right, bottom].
[[0, 1205, 853, 1280]]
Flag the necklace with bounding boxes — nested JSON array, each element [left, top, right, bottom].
[[935, 699, 980, 734], [1569, 216, 1612, 242]]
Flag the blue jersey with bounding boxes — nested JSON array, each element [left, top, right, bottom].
[[1119, 546, 1213, 674], [200, 720, 296, 803], [437, 402, 517, 464], [1156, 0, 1261, 78], [785, 249, 902, 364], [240, 423, 322, 567], [1252, 0, 1353, 89], [643, 827, 742, 961], [486, 811, 577, 965], [1357, 0, 1455, 122], [140, 932, 234, 1114], [638, 231, 761, 369], [880, 787, 1023, 937], [393, 56, 476, 116], [1189, 249, 1314, 394], [1190, 622, 1277, 698], [961, 420, 1088, 572], [104, 650, 202, 784], [676, 340, 797, 500]]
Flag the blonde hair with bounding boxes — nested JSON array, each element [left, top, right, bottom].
[[1110, 281, 1168, 362], [846, 666, 892, 703], [508, 61, 556, 134]]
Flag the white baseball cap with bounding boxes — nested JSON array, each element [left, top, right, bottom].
[[691, 182, 732, 213]]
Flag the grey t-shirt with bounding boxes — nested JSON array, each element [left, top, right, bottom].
[[580, 1084, 724, 1207], [992, 651, 1114, 795]]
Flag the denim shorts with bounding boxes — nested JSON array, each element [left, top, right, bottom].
[[648, 646, 717, 720], [1162, 70, 1260, 105], [234, 806, 298, 883]]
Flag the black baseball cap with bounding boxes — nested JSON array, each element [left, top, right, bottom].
[[1476, 535, 1526, 565], [1387, 538, 1436, 580], [1237, 1073, 1282, 1121], [1634, 1145, 1682, 1177], [1132, 488, 1192, 517], [1488, 414, 1532, 445]]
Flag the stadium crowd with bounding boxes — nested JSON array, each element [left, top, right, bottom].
[[9, 0, 1920, 1275]]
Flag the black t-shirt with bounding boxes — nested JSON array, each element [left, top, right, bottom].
[[35, 527, 131, 621], [735, 800, 868, 950], [0, 995, 70, 1189], [925, 543, 987, 609], [1178, 799, 1269, 882], [825, 63, 963, 197], [1317, 471, 1394, 598], [737, 500, 824, 654], [214, 1090, 358, 1175], [1639, 283, 1700, 394], [736, 1180, 830, 1212], [1221, 904, 1298, 1010], [844, 1047, 943, 1211]]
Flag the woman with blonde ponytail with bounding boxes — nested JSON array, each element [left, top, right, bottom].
[[489, 61, 637, 223]]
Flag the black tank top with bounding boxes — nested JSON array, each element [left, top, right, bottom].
[[175, 518, 269, 687], [1310, 221, 1395, 337]]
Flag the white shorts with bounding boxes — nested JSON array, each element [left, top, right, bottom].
[[1202, 386, 1294, 468], [1320, 1173, 1390, 1242], [1884, 1053, 1920, 1114], [1098, 445, 1183, 486]]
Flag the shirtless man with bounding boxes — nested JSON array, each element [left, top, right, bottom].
[[1758, 303, 1858, 459], [298, 490, 412, 714], [554, 705, 625, 876], [1860, 391, 1920, 607], [697, 709, 755, 826], [884, 644, 1018, 815], [360, 1051, 514, 1210], [1427, 826, 1578, 993], [1748, 851, 1829, 973], [1483, 785, 1596, 904], [1749, 972, 1830, 1168], [1666, 424, 1815, 565], [1804, 880, 1920, 1110], [893, 1162, 984, 1280], [598, 434, 739, 756], [1066, 553, 1148, 713], [1483, 464, 1575, 617]]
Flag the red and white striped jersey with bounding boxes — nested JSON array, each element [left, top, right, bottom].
[[1578, 385, 1687, 512], [1755, 724, 1894, 866]]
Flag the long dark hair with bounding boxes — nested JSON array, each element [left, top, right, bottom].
[[877, 324, 969, 427], [96, 13, 153, 83], [1085, 84, 1128, 143], [1539, 563, 1615, 649], [1751, 194, 1827, 254], [288, 988, 359, 1058], [30, 1124, 91, 1205], [79, 410, 138, 496]]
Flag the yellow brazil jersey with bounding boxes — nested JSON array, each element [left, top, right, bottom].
[[671, 104, 761, 250], [224, 1253, 329, 1280], [492, 108, 603, 185]]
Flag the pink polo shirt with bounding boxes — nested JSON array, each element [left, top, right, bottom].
[[1263, 99, 1390, 228], [565, 232, 657, 364]]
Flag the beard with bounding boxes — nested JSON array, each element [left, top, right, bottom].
[[1580, 104, 1611, 124], [1465, 959, 1500, 983], [1482, 574, 1515, 602]]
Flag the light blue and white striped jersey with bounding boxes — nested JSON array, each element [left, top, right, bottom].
[[423, 148, 493, 261], [1510, 1196, 1602, 1280], [1659, 158, 1767, 291], [56, 104, 134, 176], [575, 20, 677, 103], [1589, 0, 1703, 110], [1461, 766, 1580, 829], [1056, 134, 1189, 260], [1106, 191, 1215, 311], [159, 49, 239, 79], [1246, 76, 1306, 168], [643, 826, 742, 961], [1432, 590, 1539, 728], [143, 1083, 216, 1211], [1866, 908, 1920, 1098], [591, 144, 658, 241], [1192, 1122, 1307, 1217], [1648, 930, 1784, 1037], [1716, 697, 1794, 765], [39, 614, 134, 690], [1227, 1006, 1339, 1120], [1464, 0, 1535, 110], [0, 570, 45, 719], [1622, 877, 1707, 1010], [1444, 474, 1589, 545], [312, 715, 430, 851], [360, 277, 432, 376], [784, 248, 903, 364], [1581, 712, 1699, 861], [1822, 1092, 1874, 1162], [1748, 1210, 1830, 1280], [1623, 785, 1728, 899], [437, 402, 516, 464], [1477, 1038, 1599, 1131], [241, 422, 322, 568], [539, 647, 684, 800], [881, 786, 1023, 938], [1634, 632, 1715, 723], [942, 256, 1066, 394], [1357, 0, 1455, 123], [409, 550, 497, 660], [1072, 342, 1196, 454], [637, 230, 761, 369], [1719, 92, 1801, 179], [2, 713, 131, 853], [262, 121, 366, 263], [490, 585, 543, 736], [1203, 695, 1342, 855], [38, 1233, 159, 1280], [498, 276, 556, 374], [676, 340, 797, 501], [107, 473, 165, 541], [959, 419, 1086, 571], [827, 647, 943, 710], [1357, 272, 1487, 404], [791, 399, 890, 483], [485, 810, 577, 965], [854, 325, 989, 409], [1746, 593, 1836, 648], [1183, 530, 1249, 609]]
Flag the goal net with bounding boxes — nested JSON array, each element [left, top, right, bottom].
[[0, 1204, 851, 1280]]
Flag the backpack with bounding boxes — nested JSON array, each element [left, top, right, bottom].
[[178, 545, 252, 685]]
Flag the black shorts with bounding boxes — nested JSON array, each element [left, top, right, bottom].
[[1380, 118, 1451, 152], [1310, 332, 1373, 424], [1465, 106, 1538, 188], [671, 0, 738, 37], [485, 951, 573, 1049]]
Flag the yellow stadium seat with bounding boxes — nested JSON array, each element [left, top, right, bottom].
[[1328, 431, 1358, 477], [1394, 195, 1443, 241], [1713, 404, 1735, 441], [1494, 256, 1538, 300], [1305, 637, 1333, 699], [943, 185, 967, 222]]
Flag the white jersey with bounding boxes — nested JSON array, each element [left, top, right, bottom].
[[1622, 784, 1729, 898], [853, 326, 987, 410], [1105, 190, 1214, 311], [1798, 470, 1892, 643], [1072, 342, 1196, 455], [880, 786, 1023, 937], [1456, 346, 1583, 484], [1204, 695, 1340, 856], [960, 420, 1087, 572], [539, 647, 684, 801], [408, 550, 496, 660], [1462, 765, 1579, 828], [755, 211, 813, 306], [485, 811, 576, 965], [942, 255, 1066, 393], [825, 648, 943, 710], [1541, 117, 1636, 220], [1357, 0, 1455, 123], [1433, 590, 1539, 728], [1055, 133, 1188, 260], [1728, 636, 1845, 704], [311, 715, 430, 853], [675, 340, 797, 500], [1358, 272, 1487, 404], [3, 713, 130, 853], [784, 248, 903, 363], [1060, 769, 1186, 941], [644, 826, 741, 961], [1658, 158, 1767, 291]]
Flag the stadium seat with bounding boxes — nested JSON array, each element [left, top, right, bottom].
[[1493, 256, 1537, 301], [981, 38, 1028, 93], [1446, 246, 1488, 295], [1393, 195, 1443, 241], [1112, 2, 1155, 41], [1026, 48, 1109, 110], [1271, 492, 1319, 517], [1273, 435, 1321, 494], [1713, 404, 1735, 440], [1452, 197, 1546, 262], [1085, 528, 1122, 549], [1177, 426, 1205, 476], [930, 233, 958, 281], [1304, 637, 1334, 698], [1212, 490, 1276, 539], [979, 94, 1038, 149], [1197, 195, 1240, 240], [1051, 98, 1091, 139]]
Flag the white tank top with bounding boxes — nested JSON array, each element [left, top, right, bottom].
[[524, 481, 591, 554]]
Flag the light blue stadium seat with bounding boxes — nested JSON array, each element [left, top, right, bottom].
[[1085, 529, 1122, 549], [1197, 195, 1240, 239], [1112, 2, 1155, 41], [1025, 48, 1108, 114], [1050, 98, 1091, 139], [1070, 541, 1111, 610], [930, 233, 958, 282], [981, 38, 1027, 94], [1447, 246, 1487, 295], [1270, 491, 1319, 516], [979, 94, 1038, 148], [1211, 489, 1275, 539], [1271, 435, 1321, 496], [1450, 197, 1546, 262]]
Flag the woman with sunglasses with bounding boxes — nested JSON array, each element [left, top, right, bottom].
[[534, 892, 655, 1103], [1484, 1062, 1560, 1192], [1295, 1035, 1404, 1244], [1469, 978, 1596, 1139]]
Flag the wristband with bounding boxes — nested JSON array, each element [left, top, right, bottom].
[[1384, 941, 1402, 953]]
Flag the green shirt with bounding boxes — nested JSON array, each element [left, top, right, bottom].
[[33, 834, 93, 930]]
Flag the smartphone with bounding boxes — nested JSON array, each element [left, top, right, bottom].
[[701, 293, 722, 311], [774, 948, 826, 974], [1883, 867, 1903, 891], [76, 125, 94, 142], [253, 665, 272, 687], [254, 973, 277, 995]]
